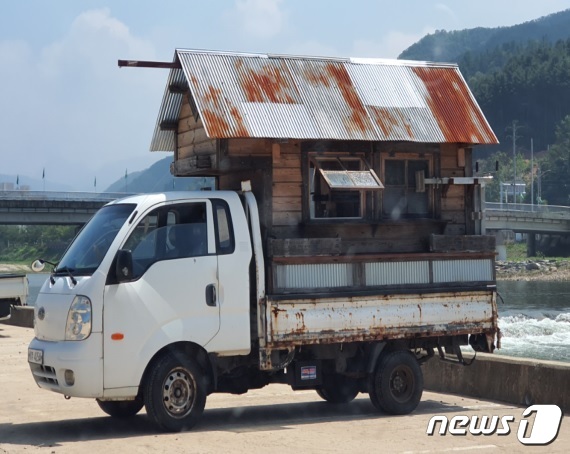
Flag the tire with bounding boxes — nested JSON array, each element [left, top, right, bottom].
[[96, 398, 144, 418], [316, 374, 360, 404], [369, 350, 423, 415], [144, 352, 207, 432]]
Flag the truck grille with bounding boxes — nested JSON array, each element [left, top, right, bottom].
[[30, 363, 59, 387]]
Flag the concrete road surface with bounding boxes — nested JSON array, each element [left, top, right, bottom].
[[0, 324, 567, 453]]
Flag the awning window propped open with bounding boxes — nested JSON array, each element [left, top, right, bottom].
[[315, 158, 384, 190]]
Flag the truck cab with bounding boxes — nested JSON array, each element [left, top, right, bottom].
[[29, 191, 252, 411]]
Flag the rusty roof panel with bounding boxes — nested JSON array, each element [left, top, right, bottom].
[[150, 49, 498, 150], [412, 66, 497, 144]]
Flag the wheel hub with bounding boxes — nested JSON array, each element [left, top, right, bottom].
[[392, 374, 406, 393], [163, 369, 195, 417], [390, 366, 413, 401]]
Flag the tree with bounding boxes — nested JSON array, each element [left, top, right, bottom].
[[540, 115, 570, 205], [477, 150, 529, 203]]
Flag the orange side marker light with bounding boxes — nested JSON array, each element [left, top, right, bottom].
[[111, 333, 124, 341]]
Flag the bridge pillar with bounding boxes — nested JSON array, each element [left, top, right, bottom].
[[526, 233, 537, 257], [494, 230, 509, 261]]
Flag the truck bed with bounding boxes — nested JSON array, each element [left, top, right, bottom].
[[264, 289, 497, 348]]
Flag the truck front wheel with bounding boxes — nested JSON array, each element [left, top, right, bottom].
[[369, 350, 423, 415], [144, 352, 207, 432]]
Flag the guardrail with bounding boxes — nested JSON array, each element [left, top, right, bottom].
[[0, 191, 134, 202], [485, 202, 570, 217]]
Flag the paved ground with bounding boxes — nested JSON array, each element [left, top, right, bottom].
[[0, 323, 567, 453]]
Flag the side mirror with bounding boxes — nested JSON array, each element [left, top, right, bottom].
[[115, 249, 133, 283], [31, 260, 46, 272]]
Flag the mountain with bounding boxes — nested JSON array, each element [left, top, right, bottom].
[[399, 9, 570, 159], [399, 9, 570, 63], [103, 156, 214, 193]]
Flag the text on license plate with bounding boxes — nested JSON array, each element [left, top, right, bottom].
[[28, 349, 43, 365]]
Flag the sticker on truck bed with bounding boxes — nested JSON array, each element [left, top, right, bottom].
[[300, 365, 317, 380]]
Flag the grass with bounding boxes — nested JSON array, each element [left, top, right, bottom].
[[505, 242, 569, 262]]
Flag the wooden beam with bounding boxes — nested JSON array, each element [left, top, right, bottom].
[[169, 83, 188, 94], [160, 121, 178, 131], [118, 59, 181, 69]]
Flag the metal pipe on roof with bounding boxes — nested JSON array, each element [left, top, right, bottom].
[[118, 60, 181, 69]]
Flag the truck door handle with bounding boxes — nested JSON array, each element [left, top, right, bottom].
[[205, 284, 217, 307]]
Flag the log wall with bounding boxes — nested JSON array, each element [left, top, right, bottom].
[[172, 95, 473, 252]]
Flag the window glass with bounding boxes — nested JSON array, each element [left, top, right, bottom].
[[214, 204, 233, 252], [383, 158, 431, 218], [122, 202, 209, 280], [57, 204, 135, 276]]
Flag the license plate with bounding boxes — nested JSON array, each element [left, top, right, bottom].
[[28, 348, 43, 365]]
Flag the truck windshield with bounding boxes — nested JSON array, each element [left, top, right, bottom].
[[56, 204, 136, 276]]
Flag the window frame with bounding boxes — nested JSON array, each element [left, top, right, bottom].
[[115, 200, 215, 282], [381, 152, 434, 219], [307, 153, 383, 221]]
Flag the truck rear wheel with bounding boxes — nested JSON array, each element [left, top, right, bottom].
[[96, 398, 144, 418], [316, 374, 360, 404], [144, 352, 207, 432], [369, 350, 423, 415]]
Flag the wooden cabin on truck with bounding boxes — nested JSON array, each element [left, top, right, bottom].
[[145, 48, 499, 335], [27, 50, 500, 433]]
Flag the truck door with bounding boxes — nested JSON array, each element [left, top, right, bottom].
[[102, 200, 219, 391]]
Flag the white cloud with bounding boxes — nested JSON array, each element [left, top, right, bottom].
[[352, 28, 434, 59], [0, 8, 164, 191], [225, 0, 287, 39], [39, 9, 154, 78]]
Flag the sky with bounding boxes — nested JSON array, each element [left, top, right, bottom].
[[2, 0, 570, 192]]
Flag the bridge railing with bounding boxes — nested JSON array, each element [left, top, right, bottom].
[[0, 190, 134, 202], [485, 202, 570, 217]]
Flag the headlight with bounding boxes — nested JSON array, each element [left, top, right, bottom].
[[65, 295, 92, 341]]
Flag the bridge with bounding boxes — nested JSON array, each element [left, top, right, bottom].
[[0, 191, 131, 225], [2, 191, 570, 235], [483, 202, 570, 257], [484, 202, 570, 234]]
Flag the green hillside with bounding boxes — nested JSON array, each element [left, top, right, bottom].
[[399, 9, 570, 63]]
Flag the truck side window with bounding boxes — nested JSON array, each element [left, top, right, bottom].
[[212, 200, 234, 255], [122, 202, 209, 280]]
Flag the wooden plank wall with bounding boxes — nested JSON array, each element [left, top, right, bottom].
[[272, 141, 303, 227], [440, 144, 467, 235], [177, 95, 216, 162]]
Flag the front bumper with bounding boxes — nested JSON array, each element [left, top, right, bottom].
[[28, 333, 103, 398]]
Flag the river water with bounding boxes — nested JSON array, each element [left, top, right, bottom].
[[25, 274, 570, 363], [496, 280, 570, 363]]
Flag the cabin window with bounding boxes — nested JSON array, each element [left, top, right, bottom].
[[382, 156, 431, 218], [309, 155, 383, 219]]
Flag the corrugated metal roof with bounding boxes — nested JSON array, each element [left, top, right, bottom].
[[150, 49, 498, 151]]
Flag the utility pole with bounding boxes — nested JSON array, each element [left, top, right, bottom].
[[531, 138, 534, 211], [507, 120, 523, 203]]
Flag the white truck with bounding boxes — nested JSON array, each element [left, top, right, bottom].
[[28, 185, 499, 432], [0, 273, 28, 318]]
